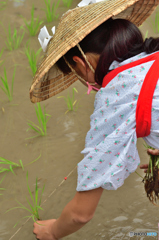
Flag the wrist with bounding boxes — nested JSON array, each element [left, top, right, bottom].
[[52, 231, 58, 240], [51, 219, 59, 240], [45, 219, 58, 240]]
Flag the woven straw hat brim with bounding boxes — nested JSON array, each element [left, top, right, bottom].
[[30, 0, 159, 103]]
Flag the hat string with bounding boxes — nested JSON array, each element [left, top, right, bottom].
[[63, 56, 99, 95], [63, 44, 96, 86], [77, 43, 95, 73], [63, 56, 86, 84]]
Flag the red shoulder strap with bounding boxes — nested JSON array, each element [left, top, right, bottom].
[[136, 55, 159, 137], [102, 52, 159, 138]]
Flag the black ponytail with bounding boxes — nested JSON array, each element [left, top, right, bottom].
[[143, 37, 159, 53]]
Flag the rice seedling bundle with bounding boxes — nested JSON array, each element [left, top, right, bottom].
[[142, 145, 159, 205]]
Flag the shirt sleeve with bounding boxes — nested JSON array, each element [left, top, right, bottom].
[[76, 126, 140, 191]]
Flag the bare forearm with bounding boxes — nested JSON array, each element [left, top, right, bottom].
[[52, 188, 103, 239], [52, 201, 87, 239]]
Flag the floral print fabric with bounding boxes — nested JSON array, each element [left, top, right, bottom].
[[76, 52, 159, 191]]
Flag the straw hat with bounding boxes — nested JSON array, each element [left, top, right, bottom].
[[30, 0, 159, 103]]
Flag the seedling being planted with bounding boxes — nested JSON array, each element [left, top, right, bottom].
[[23, 5, 43, 36], [43, 0, 60, 22], [25, 45, 42, 76], [4, 25, 25, 51], [27, 103, 51, 138], [57, 87, 78, 114], [142, 144, 159, 205], [0, 67, 16, 102], [6, 171, 45, 226], [62, 0, 73, 8]]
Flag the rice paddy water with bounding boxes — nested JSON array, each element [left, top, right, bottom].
[[0, 1, 159, 240]]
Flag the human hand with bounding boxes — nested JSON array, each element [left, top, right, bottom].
[[140, 149, 159, 173], [33, 219, 58, 240]]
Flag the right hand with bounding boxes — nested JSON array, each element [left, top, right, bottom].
[[140, 148, 159, 173], [33, 219, 58, 240]]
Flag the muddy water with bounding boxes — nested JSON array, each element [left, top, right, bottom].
[[0, 1, 159, 240]]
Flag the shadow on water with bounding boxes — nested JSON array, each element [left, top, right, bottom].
[[0, 1, 159, 239]]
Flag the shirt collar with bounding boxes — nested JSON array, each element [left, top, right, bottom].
[[109, 52, 147, 71]]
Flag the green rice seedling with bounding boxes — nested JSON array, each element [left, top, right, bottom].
[[151, 11, 159, 34], [62, 0, 73, 8], [57, 87, 78, 114], [23, 5, 43, 36], [43, 0, 61, 22], [0, 154, 41, 175], [6, 171, 45, 225], [25, 45, 42, 76], [4, 25, 25, 51], [0, 0, 7, 11], [24, 154, 41, 167], [0, 157, 24, 175], [27, 103, 51, 138], [0, 67, 16, 102]]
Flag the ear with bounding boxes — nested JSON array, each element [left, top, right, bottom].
[[73, 56, 86, 68], [72, 56, 88, 78]]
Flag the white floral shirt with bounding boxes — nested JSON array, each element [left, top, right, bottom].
[[76, 52, 159, 191]]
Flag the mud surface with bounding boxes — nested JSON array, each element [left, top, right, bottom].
[[0, 1, 159, 239]]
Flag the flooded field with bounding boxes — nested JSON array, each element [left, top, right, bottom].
[[0, 1, 159, 239]]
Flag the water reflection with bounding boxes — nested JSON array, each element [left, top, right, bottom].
[[65, 132, 78, 142], [10, 0, 25, 7], [113, 216, 128, 221]]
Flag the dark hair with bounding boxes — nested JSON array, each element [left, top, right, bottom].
[[56, 18, 159, 85]]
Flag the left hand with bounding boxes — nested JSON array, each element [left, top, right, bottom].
[[140, 148, 159, 173], [33, 219, 58, 240]]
